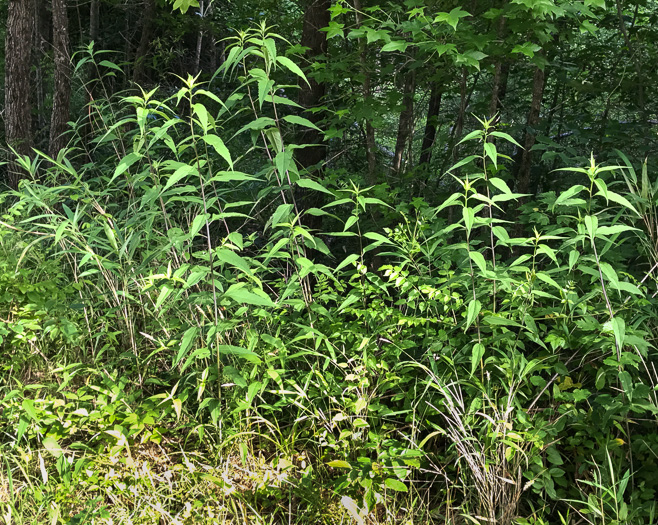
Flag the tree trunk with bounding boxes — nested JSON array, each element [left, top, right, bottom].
[[418, 82, 442, 167], [296, 0, 330, 171], [5, 0, 34, 188], [90, 0, 99, 42], [615, 0, 644, 112], [132, 0, 156, 84], [489, 61, 509, 117], [34, 0, 49, 133], [516, 65, 546, 196], [489, 14, 509, 117], [392, 69, 415, 176], [354, 0, 377, 185], [50, 0, 71, 158]]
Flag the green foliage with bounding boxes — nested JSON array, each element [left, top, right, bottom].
[[1, 24, 658, 525]]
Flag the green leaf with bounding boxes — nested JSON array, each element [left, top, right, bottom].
[[584, 215, 598, 239], [217, 345, 262, 364], [489, 131, 523, 148], [224, 284, 274, 307], [552, 185, 585, 211], [599, 190, 640, 217], [193, 103, 209, 132], [469, 250, 486, 273], [296, 178, 334, 195], [276, 56, 309, 86], [463, 207, 475, 236], [112, 152, 142, 182], [22, 399, 38, 421], [596, 224, 639, 236], [164, 164, 196, 191], [471, 342, 485, 376], [381, 41, 409, 52], [465, 299, 481, 331], [484, 142, 498, 167], [269, 203, 294, 229], [282, 114, 321, 131], [43, 436, 63, 458], [215, 248, 254, 277], [328, 460, 352, 469], [489, 177, 513, 195], [202, 135, 233, 169], [174, 326, 198, 367], [612, 317, 626, 350], [384, 478, 408, 492]]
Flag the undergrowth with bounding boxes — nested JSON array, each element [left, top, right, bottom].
[[1, 24, 657, 525]]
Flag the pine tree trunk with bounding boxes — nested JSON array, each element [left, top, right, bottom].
[[50, 0, 71, 158], [296, 0, 330, 171], [5, 0, 34, 188]]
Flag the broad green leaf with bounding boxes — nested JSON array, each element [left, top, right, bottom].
[[552, 185, 585, 211], [465, 299, 481, 331], [297, 178, 334, 195], [463, 207, 475, 236], [596, 224, 639, 236], [489, 177, 512, 195], [112, 152, 142, 182], [381, 41, 409, 52], [469, 250, 486, 273], [217, 345, 262, 364], [193, 103, 209, 132], [22, 399, 38, 421], [215, 248, 254, 277], [282, 114, 321, 131], [612, 317, 626, 350], [276, 56, 309, 86], [328, 460, 351, 469], [600, 190, 640, 217], [202, 135, 233, 168], [384, 478, 408, 492], [270, 203, 294, 229], [584, 215, 598, 239], [489, 131, 523, 148], [174, 326, 198, 367], [471, 342, 485, 376], [484, 142, 498, 167], [164, 164, 196, 191], [224, 284, 274, 307]]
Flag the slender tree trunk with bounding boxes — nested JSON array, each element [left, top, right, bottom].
[[90, 0, 99, 42], [418, 82, 442, 167], [296, 0, 330, 171], [392, 69, 415, 176], [489, 61, 509, 117], [5, 0, 34, 188], [489, 14, 509, 117], [615, 0, 644, 112], [452, 68, 468, 164], [354, 0, 377, 184], [132, 0, 156, 84], [193, 0, 205, 75], [516, 65, 547, 196], [50, 0, 71, 158]]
